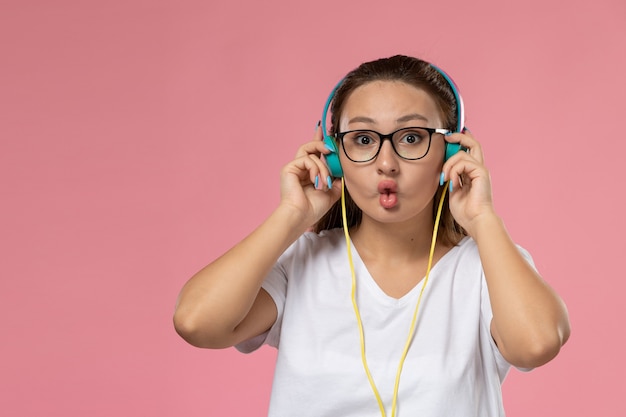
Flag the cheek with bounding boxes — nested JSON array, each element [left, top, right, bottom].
[[338, 158, 369, 200], [340, 167, 362, 195], [431, 139, 447, 164], [338, 150, 358, 179]]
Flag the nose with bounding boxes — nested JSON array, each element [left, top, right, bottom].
[[376, 139, 399, 175]]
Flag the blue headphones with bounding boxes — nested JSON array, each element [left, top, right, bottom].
[[321, 64, 466, 178]]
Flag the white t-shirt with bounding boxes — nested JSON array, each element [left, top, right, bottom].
[[237, 228, 533, 417]]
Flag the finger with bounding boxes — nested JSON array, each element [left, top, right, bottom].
[[307, 154, 333, 190], [461, 129, 484, 165], [287, 151, 333, 191], [442, 144, 476, 182], [445, 130, 484, 165], [286, 154, 322, 187], [314, 120, 323, 140], [294, 139, 332, 159], [446, 159, 487, 191]]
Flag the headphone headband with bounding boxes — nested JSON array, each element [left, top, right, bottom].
[[429, 64, 465, 133], [321, 79, 343, 143]]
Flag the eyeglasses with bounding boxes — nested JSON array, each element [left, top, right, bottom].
[[336, 126, 450, 162]]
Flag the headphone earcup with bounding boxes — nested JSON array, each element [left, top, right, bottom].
[[323, 135, 344, 178], [444, 142, 462, 162]]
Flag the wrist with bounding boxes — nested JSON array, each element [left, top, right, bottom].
[[466, 211, 504, 242], [272, 203, 313, 236]]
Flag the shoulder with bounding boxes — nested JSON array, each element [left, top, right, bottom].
[[292, 227, 344, 251], [449, 236, 480, 261], [278, 228, 345, 263], [451, 236, 535, 267], [435, 237, 483, 277]]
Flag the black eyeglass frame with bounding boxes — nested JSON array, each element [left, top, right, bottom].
[[335, 126, 451, 162]]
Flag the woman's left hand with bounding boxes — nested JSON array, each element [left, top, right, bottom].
[[441, 129, 496, 237]]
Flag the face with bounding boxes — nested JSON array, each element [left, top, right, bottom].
[[338, 80, 446, 226]]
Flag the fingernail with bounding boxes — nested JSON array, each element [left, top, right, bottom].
[[315, 175, 319, 189], [316, 120, 321, 129], [327, 176, 333, 189], [445, 131, 453, 137], [439, 172, 445, 186], [324, 142, 335, 152], [462, 127, 471, 133], [449, 181, 453, 193]]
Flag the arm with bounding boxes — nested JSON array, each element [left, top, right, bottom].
[[472, 213, 570, 368], [173, 206, 309, 349], [442, 130, 570, 368], [173, 128, 342, 349]]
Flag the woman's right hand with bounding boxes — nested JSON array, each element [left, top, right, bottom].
[[279, 124, 342, 227]]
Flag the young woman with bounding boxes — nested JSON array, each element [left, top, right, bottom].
[[174, 55, 570, 417]]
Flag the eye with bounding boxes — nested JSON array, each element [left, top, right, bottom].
[[398, 129, 427, 145], [404, 134, 418, 144], [351, 132, 378, 146]]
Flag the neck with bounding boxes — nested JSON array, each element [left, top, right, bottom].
[[350, 213, 438, 263]]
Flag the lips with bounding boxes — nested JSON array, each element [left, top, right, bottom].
[[378, 180, 398, 209]]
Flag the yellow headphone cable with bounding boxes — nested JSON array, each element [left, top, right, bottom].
[[340, 177, 449, 417]]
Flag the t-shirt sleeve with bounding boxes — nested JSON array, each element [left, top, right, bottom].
[[235, 257, 288, 353]]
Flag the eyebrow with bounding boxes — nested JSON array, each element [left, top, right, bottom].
[[348, 113, 430, 125], [397, 113, 429, 123]]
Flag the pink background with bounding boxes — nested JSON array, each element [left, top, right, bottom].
[[2, 0, 625, 415]]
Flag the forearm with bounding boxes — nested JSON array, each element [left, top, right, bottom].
[[173, 204, 309, 347], [471, 213, 571, 368]]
